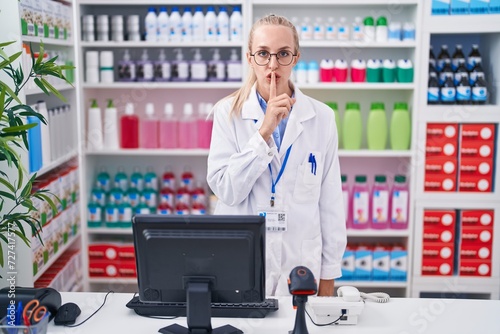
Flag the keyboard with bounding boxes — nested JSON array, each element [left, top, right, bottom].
[[126, 296, 279, 318]]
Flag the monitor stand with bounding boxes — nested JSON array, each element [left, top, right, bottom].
[[159, 280, 243, 334]]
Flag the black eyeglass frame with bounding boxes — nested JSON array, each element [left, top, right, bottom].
[[250, 50, 298, 66]]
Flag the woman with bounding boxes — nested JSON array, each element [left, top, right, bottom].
[[207, 14, 346, 296]]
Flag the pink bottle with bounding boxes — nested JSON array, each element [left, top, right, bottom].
[[159, 103, 178, 149], [334, 59, 348, 82], [390, 175, 409, 230], [140, 103, 159, 148], [178, 103, 197, 148], [320, 59, 335, 82], [197, 102, 214, 149], [370, 175, 390, 229], [351, 59, 367, 82], [341, 175, 350, 228], [120, 103, 139, 148], [351, 175, 369, 229]]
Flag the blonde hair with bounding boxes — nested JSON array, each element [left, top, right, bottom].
[[222, 14, 299, 117]]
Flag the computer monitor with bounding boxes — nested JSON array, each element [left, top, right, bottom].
[[132, 214, 266, 334]]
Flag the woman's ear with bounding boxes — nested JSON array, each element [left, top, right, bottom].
[[293, 51, 301, 66], [246, 51, 253, 67]]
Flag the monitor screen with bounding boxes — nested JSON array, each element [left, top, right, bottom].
[[132, 214, 266, 305]]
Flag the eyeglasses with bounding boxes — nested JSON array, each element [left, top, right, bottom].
[[250, 50, 297, 66]]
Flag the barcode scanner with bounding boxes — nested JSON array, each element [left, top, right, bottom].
[[288, 266, 317, 334]]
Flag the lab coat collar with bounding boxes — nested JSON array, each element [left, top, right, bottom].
[[242, 83, 316, 158]]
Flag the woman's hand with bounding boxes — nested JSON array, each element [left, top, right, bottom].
[[259, 72, 296, 141]]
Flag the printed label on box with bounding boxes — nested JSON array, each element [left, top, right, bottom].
[[422, 242, 455, 260], [461, 210, 494, 227], [459, 260, 491, 276], [390, 249, 407, 281], [425, 140, 457, 157], [461, 226, 493, 244], [460, 141, 494, 158], [423, 227, 455, 243], [340, 248, 355, 280], [372, 249, 390, 281], [421, 258, 454, 276], [451, 0, 471, 14], [424, 210, 456, 227], [432, 0, 451, 15], [426, 123, 458, 140], [424, 174, 457, 192], [459, 158, 494, 177], [460, 243, 492, 260], [461, 124, 496, 142], [458, 175, 492, 192], [425, 156, 457, 175], [470, 0, 490, 14], [354, 248, 373, 281]]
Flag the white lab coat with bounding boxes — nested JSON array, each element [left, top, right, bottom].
[[207, 84, 347, 296]]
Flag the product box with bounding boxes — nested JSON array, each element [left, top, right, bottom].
[[19, 0, 35, 36], [451, 0, 471, 14], [460, 243, 492, 260], [470, 0, 490, 14], [424, 173, 457, 192], [461, 226, 494, 244], [461, 209, 494, 227], [426, 123, 458, 141], [458, 174, 492, 192], [460, 141, 494, 158], [432, 0, 451, 15], [461, 124, 496, 142], [42, 0, 55, 38], [421, 258, 454, 276], [459, 158, 494, 178], [372, 246, 390, 281], [425, 140, 457, 157], [423, 226, 455, 243], [118, 262, 137, 278], [118, 244, 136, 262], [424, 210, 456, 228], [425, 156, 457, 175], [354, 246, 373, 281], [88, 259, 119, 278], [422, 242, 455, 260], [32, 0, 43, 37], [390, 246, 407, 281], [340, 246, 355, 280], [88, 243, 120, 260], [491, 0, 500, 13], [459, 259, 491, 276]]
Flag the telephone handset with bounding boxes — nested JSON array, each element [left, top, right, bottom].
[[337, 285, 390, 303]]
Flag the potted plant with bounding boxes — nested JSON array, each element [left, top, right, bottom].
[[0, 40, 74, 271]]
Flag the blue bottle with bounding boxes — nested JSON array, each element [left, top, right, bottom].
[[27, 115, 43, 173]]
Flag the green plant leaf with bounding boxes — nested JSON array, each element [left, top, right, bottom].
[[40, 77, 67, 102], [0, 190, 15, 201], [36, 192, 58, 217], [2, 123, 36, 133], [35, 43, 44, 66], [0, 81, 21, 105], [0, 86, 5, 120], [17, 163, 24, 190], [0, 243, 3, 268], [33, 77, 50, 95], [20, 177, 33, 198], [0, 40, 16, 48], [0, 176, 15, 192]]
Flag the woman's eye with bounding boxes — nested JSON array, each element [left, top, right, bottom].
[[279, 51, 291, 57], [257, 51, 269, 57]]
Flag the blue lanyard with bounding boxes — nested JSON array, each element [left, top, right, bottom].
[[269, 145, 292, 207]]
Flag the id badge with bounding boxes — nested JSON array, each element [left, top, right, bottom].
[[257, 205, 288, 232]]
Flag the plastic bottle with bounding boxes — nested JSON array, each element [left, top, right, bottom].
[[402, 22, 415, 41], [178, 103, 196, 148], [137, 49, 154, 82], [366, 59, 382, 83], [108, 181, 125, 206], [375, 16, 388, 42], [135, 201, 152, 215], [325, 17, 337, 40], [467, 44, 481, 71], [91, 180, 106, 207], [320, 59, 335, 82], [87, 200, 102, 227], [120, 103, 139, 148], [127, 15, 141, 41], [342, 102, 363, 150], [427, 72, 440, 105], [169, 6, 182, 42], [118, 200, 133, 228], [87, 99, 103, 151], [390, 102, 411, 150], [35, 101, 51, 166], [341, 175, 350, 228], [351, 17, 363, 41], [157, 7, 169, 42], [382, 59, 396, 83], [334, 59, 348, 82], [142, 186, 158, 212], [429, 45, 436, 68], [191, 202, 207, 215], [313, 17, 325, 40], [451, 44, 466, 71], [388, 22, 402, 42], [208, 48, 226, 82], [103, 99, 119, 149], [229, 6, 243, 42], [154, 49, 171, 82], [171, 48, 189, 82], [440, 73, 456, 105], [96, 167, 111, 192], [456, 73, 471, 105], [162, 166, 176, 190], [227, 49, 242, 82], [351, 59, 366, 82], [190, 48, 207, 81], [471, 72, 488, 105], [159, 103, 178, 148], [390, 175, 409, 230], [439, 59, 453, 85], [351, 175, 370, 229], [114, 166, 128, 192], [192, 6, 205, 41], [145, 7, 157, 42], [454, 58, 468, 85], [204, 6, 217, 41], [175, 201, 190, 215], [307, 61, 319, 84], [396, 59, 414, 83], [105, 200, 119, 228], [367, 102, 388, 150], [130, 167, 144, 191], [127, 186, 141, 209], [371, 175, 390, 229], [181, 7, 193, 42], [160, 182, 175, 209], [197, 102, 213, 149], [469, 60, 485, 85], [437, 44, 450, 72], [363, 16, 375, 42], [326, 102, 341, 148], [144, 166, 158, 191], [217, 6, 229, 42], [300, 17, 313, 40], [140, 103, 159, 148], [191, 180, 207, 206], [181, 166, 195, 191], [337, 17, 349, 41], [295, 61, 307, 84], [157, 202, 174, 215], [118, 49, 136, 82]]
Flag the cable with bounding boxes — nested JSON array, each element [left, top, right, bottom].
[[305, 306, 345, 326], [65, 291, 114, 327], [360, 291, 390, 303], [131, 293, 178, 320]]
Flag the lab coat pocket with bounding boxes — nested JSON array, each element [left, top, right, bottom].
[[293, 152, 322, 203]]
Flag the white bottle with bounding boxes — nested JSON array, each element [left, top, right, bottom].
[[227, 49, 242, 82], [87, 99, 103, 151], [36, 101, 51, 165], [217, 6, 229, 42], [208, 48, 226, 82], [169, 6, 182, 42], [190, 48, 207, 81], [137, 49, 154, 82], [103, 99, 119, 149], [229, 6, 243, 42], [300, 17, 313, 40], [313, 17, 325, 40], [157, 7, 169, 42], [154, 49, 171, 82], [337, 17, 349, 41], [192, 6, 204, 41], [171, 48, 189, 81], [352, 17, 364, 41], [145, 7, 157, 42], [325, 17, 337, 40], [205, 6, 217, 42], [181, 7, 193, 42]]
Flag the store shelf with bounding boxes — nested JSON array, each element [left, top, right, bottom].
[[87, 227, 132, 235], [33, 231, 81, 282], [300, 40, 417, 48], [425, 14, 500, 34], [339, 150, 413, 158], [418, 105, 500, 123], [347, 229, 409, 237], [298, 83, 415, 90], [252, 0, 419, 5], [78, 0, 240, 5], [25, 83, 75, 96], [415, 194, 500, 208], [88, 277, 137, 284], [22, 36, 74, 47], [85, 149, 209, 156], [80, 41, 243, 48], [412, 277, 500, 289], [82, 82, 241, 89], [33, 150, 78, 178]]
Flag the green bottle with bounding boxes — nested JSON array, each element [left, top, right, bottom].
[[118, 200, 133, 228], [326, 102, 342, 148], [104, 202, 119, 228], [142, 187, 158, 213], [96, 167, 111, 192], [87, 201, 102, 228], [144, 166, 158, 192], [115, 167, 128, 192], [367, 102, 387, 150], [90, 180, 106, 207], [127, 187, 141, 210], [130, 167, 144, 191], [390, 102, 411, 150], [342, 102, 363, 150]]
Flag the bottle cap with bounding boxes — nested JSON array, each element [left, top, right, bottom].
[[363, 16, 374, 26], [308, 61, 319, 70], [211, 48, 221, 60], [395, 175, 406, 183], [184, 103, 193, 115], [394, 102, 408, 110], [371, 102, 385, 110], [230, 49, 239, 61], [125, 103, 134, 115], [164, 103, 174, 116], [233, 5, 241, 12], [375, 175, 386, 183], [346, 102, 360, 110], [192, 48, 202, 61], [326, 102, 338, 111], [91, 99, 99, 108], [145, 103, 155, 116], [376, 16, 387, 26], [159, 7, 167, 13], [174, 48, 184, 60], [141, 49, 149, 61], [334, 59, 348, 68], [341, 175, 347, 182], [355, 175, 367, 183], [148, 7, 156, 13], [158, 49, 166, 61], [107, 99, 114, 108]]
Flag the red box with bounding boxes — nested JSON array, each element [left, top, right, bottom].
[[118, 244, 136, 262], [425, 139, 458, 157], [422, 242, 454, 260], [461, 124, 496, 142], [459, 259, 491, 277], [88, 243, 120, 261], [424, 174, 457, 192], [459, 243, 492, 260], [461, 226, 493, 245], [459, 158, 494, 178], [461, 210, 494, 227], [423, 210, 456, 228], [118, 262, 137, 278], [458, 175, 492, 192], [460, 141, 494, 158], [423, 226, 455, 243], [427, 123, 459, 141], [88, 259, 119, 278], [425, 157, 457, 175], [421, 258, 454, 276]]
